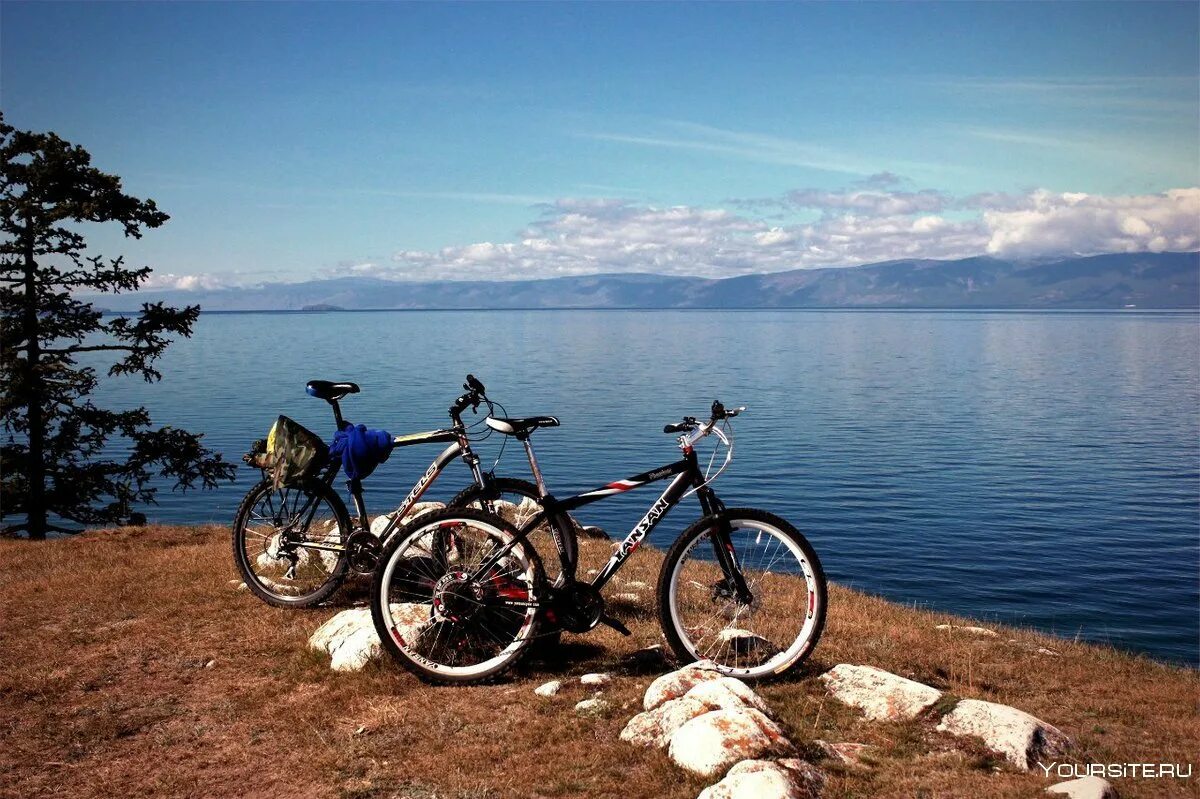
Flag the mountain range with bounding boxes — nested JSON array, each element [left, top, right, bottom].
[[93, 252, 1199, 311]]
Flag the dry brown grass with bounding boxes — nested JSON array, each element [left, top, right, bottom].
[[0, 526, 1196, 799]]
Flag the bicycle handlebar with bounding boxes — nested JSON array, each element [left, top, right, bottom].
[[450, 374, 489, 419], [663, 401, 745, 434]]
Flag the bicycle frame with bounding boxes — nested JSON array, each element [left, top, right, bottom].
[[471, 441, 749, 600]]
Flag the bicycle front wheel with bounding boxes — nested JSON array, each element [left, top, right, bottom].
[[372, 508, 544, 685], [657, 508, 826, 681]]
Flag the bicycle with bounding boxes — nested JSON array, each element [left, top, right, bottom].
[[370, 400, 827, 685], [231, 375, 576, 608]]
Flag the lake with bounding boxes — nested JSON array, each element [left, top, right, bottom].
[[85, 309, 1200, 665]]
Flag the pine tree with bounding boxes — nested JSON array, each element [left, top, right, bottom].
[[0, 114, 236, 539]]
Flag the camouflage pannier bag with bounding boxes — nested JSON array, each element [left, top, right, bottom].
[[244, 416, 330, 490]]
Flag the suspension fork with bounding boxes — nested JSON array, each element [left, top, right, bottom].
[[698, 485, 754, 604]]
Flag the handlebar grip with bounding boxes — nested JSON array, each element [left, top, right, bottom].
[[663, 422, 687, 434], [465, 374, 486, 394]]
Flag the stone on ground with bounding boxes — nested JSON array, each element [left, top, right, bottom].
[[936, 698, 1071, 771], [309, 604, 429, 672], [935, 623, 999, 637], [697, 758, 824, 799], [369, 501, 446, 536], [667, 707, 793, 778], [580, 672, 612, 687], [575, 696, 609, 716], [1045, 776, 1119, 799], [814, 739, 875, 768], [644, 662, 724, 710], [819, 663, 942, 721], [620, 696, 714, 748], [534, 680, 562, 697], [684, 677, 774, 717]]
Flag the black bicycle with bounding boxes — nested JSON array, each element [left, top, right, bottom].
[[231, 375, 576, 608], [370, 400, 827, 684]]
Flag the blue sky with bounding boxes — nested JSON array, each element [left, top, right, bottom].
[[2, 1, 1198, 285]]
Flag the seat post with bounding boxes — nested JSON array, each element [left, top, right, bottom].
[[520, 436, 548, 497], [330, 399, 344, 428]]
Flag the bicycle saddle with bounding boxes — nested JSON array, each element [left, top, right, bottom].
[[306, 380, 360, 401], [485, 416, 560, 437]]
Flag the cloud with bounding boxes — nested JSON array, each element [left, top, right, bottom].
[[983, 188, 1200, 257], [138, 272, 232, 291], [354, 186, 1198, 282], [148, 185, 1200, 288]]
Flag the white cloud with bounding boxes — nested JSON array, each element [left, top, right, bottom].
[[357, 186, 1197, 281], [983, 188, 1200, 257], [138, 272, 232, 291]]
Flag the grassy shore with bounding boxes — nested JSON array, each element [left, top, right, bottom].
[[0, 525, 1195, 799]]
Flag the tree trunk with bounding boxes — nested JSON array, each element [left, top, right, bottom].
[[22, 232, 46, 540]]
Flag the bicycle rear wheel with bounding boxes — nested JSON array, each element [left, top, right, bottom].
[[231, 477, 351, 608], [657, 508, 826, 680], [372, 508, 544, 685]]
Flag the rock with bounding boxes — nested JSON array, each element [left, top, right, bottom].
[[203, 659, 216, 669], [621, 676, 773, 749], [685, 677, 774, 717], [716, 628, 781, 659], [620, 696, 712, 748], [534, 680, 563, 697], [309, 605, 430, 672], [1046, 776, 1119, 799], [580, 672, 612, 687], [936, 698, 1071, 771], [697, 758, 824, 799], [581, 525, 611, 540], [1035, 647, 1061, 657], [575, 697, 609, 716], [612, 592, 641, 604], [624, 580, 650, 590], [644, 662, 725, 710], [819, 664, 942, 721], [935, 624, 999, 637], [227, 579, 241, 587], [236, 582, 248, 591], [667, 707, 793, 778], [814, 739, 875, 768], [370, 501, 446, 537], [622, 644, 668, 672]]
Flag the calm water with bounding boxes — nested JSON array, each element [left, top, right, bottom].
[[85, 309, 1200, 665]]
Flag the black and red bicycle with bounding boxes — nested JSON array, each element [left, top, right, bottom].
[[370, 400, 827, 684]]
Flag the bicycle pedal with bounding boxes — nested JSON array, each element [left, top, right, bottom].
[[599, 614, 631, 636]]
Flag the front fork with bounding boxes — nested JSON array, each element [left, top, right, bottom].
[[698, 488, 754, 605]]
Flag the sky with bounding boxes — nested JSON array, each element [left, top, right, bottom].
[[2, 1, 1198, 287]]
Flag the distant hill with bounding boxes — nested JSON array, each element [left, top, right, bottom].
[[94, 252, 1199, 311]]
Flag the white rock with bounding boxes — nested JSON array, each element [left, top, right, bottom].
[[1035, 647, 1061, 657], [1046, 776, 1119, 799], [370, 501, 446, 537], [236, 582, 248, 591], [575, 697, 609, 716], [620, 696, 712, 748], [621, 677, 772, 750], [697, 758, 824, 799], [684, 677, 774, 717], [624, 580, 650, 590], [715, 628, 781, 658], [819, 663, 942, 721], [667, 707, 793, 778], [309, 604, 430, 672], [936, 624, 999, 637], [534, 680, 563, 697], [644, 662, 724, 710], [936, 698, 1071, 771], [580, 672, 612, 687], [612, 592, 641, 604], [813, 739, 875, 767]]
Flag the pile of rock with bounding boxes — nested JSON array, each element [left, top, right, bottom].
[[619, 662, 824, 799]]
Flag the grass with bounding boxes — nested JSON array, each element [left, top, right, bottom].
[[0, 525, 1196, 799]]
